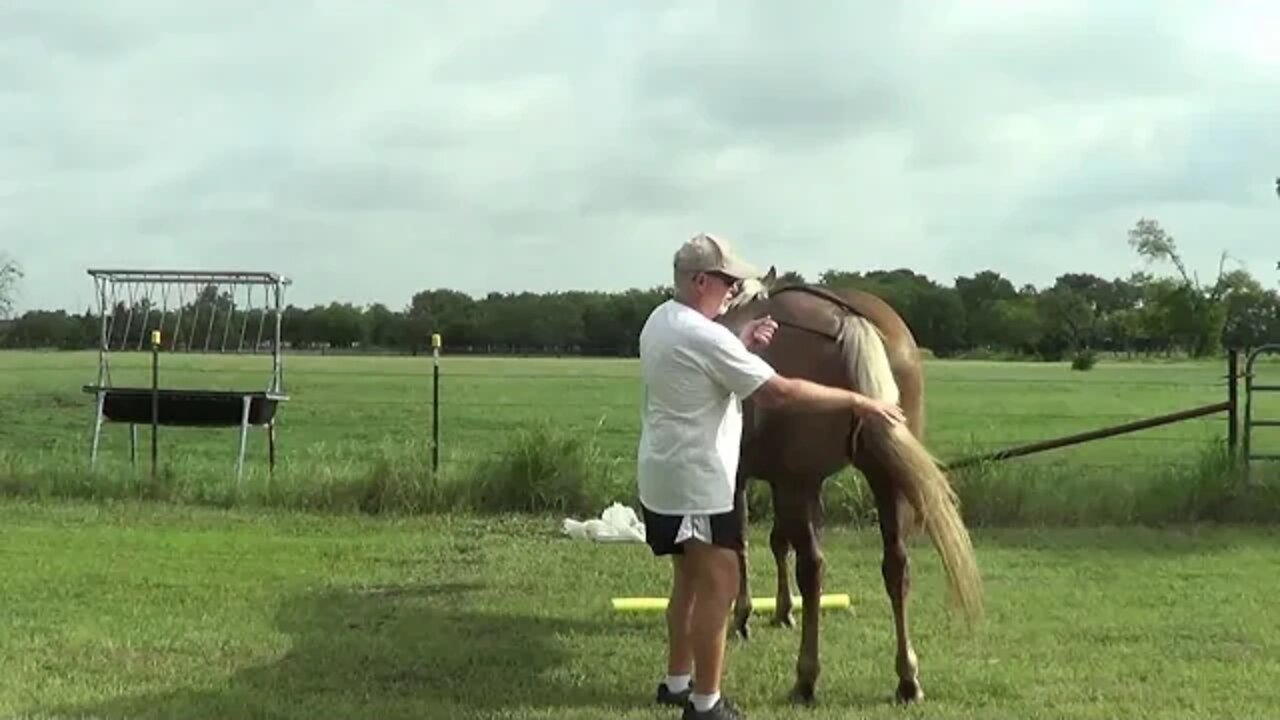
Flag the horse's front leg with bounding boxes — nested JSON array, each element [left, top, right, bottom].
[[732, 472, 753, 640], [784, 486, 825, 705], [770, 482, 795, 628]]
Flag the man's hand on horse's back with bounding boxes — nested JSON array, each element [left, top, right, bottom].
[[740, 315, 778, 352], [854, 396, 906, 426]]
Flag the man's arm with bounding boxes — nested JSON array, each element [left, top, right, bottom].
[[750, 375, 905, 424], [692, 324, 781, 399], [690, 321, 904, 426]]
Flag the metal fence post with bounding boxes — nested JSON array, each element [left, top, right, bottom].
[[150, 329, 161, 481], [432, 332, 441, 473], [1228, 348, 1239, 455]]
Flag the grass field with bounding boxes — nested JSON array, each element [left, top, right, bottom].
[[2, 349, 1278, 525], [4, 499, 1280, 719], [4, 352, 1280, 718]]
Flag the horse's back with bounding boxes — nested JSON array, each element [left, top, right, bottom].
[[740, 285, 927, 481], [767, 285, 920, 375]]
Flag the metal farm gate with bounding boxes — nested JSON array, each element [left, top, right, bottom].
[[943, 349, 1278, 482], [1244, 343, 1280, 479]]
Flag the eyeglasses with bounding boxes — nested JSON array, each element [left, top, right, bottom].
[[705, 271, 741, 291]]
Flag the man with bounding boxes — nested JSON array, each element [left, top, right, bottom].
[[637, 233, 906, 719]]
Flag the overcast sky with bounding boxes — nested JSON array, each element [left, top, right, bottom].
[[3, 0, 1277, 314]]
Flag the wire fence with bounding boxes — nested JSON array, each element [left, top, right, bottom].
[[3, 349, 1271, 478]]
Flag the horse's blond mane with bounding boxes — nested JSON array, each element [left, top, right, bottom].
[[726, 277, 769, 310]]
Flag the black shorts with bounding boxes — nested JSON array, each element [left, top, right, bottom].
[[641, 504, 744, 556]]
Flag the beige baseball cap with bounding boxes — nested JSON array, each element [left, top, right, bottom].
[[673, 233, 761, 280]]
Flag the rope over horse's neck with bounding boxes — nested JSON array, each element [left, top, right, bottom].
[[772, 283, 869, 317], [765, 284, 869, 341]]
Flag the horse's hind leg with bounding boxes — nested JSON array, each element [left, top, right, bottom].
[[861, 456, 923, 703]]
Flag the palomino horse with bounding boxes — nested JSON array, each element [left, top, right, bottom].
[[716, 268, 984, 705]]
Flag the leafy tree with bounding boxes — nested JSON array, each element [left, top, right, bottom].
[[776, 270, 807, 285], [1035, 286, 1094, 359], [954, 270, 1018, 349], [1126, 218, 1229, 357], [0, 254, 22, 319], [1217, 269, 1278, 350], [5, 226, 1279, 357]]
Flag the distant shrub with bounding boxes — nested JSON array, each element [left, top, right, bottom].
[[1071, 349, 1098, 371]]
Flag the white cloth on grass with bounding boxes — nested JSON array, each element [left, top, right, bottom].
[[561, 502, 646, 543]]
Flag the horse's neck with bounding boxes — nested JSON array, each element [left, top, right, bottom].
[[716, 304, 760, 336]]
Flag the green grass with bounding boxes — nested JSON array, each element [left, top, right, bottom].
[[2, 349, 1279, 525], [3, 499, 1280, 719], [4, 347, 1280, 717]]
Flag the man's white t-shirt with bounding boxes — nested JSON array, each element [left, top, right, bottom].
[[636, 299, 778, 516]]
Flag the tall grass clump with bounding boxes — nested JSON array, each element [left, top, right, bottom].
[[247, 437, 443, 514], [0, 438, 448, 516], [441, 418, 628, 516], [735, 436, 1279, 529], [0, 423, 633, 519], [949, 437, 1274, 526], [4, 421, 1277, 527]]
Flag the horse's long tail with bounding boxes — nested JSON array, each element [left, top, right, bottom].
[[837, 314, 984, 626]]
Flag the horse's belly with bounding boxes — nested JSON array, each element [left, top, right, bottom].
[[742, 408, 852, 482]]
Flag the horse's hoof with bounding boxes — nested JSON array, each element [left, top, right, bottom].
[[733, 620, 751, 641], [788, 682, 816, 705], [895, 679, 923, 704], [770, 611, 795, 629]]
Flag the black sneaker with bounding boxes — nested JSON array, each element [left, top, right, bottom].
[[656, 682, 691, 707], [682, 696, 745, 720]]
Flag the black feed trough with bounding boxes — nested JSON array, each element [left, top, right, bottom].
[[82, 386, 286, 427]]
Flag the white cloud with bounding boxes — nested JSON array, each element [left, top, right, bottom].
[[3, 0, 1277, 314]]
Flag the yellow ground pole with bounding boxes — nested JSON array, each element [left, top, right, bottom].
[[611, 593, 851, 612]]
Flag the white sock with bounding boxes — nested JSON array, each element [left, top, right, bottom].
[[691, 691, 720, 712], [665, 673, 691, 692]]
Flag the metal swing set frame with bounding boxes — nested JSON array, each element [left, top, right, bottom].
[[82, 268, 291, 479]]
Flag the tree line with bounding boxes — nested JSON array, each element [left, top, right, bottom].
[[2, 219, 1278, 359]]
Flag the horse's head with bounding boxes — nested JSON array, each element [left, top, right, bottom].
[[717, 265, 778, 333]]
